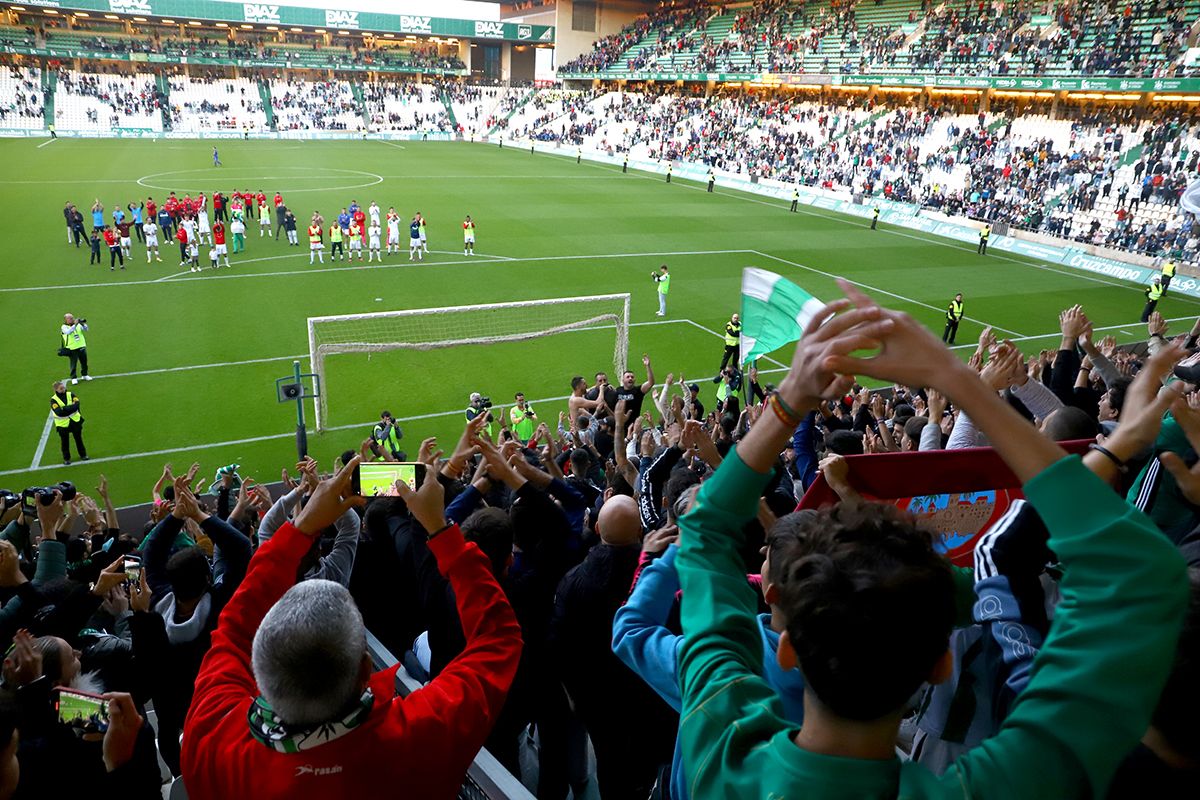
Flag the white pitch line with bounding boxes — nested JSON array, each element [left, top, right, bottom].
[[48, 319, 710, 382], [375, 140, 407, 151], [36, 138, 57, 149], [750, 250, 1027, 338], [680, 318, 788, 369], [150, 248, 508, 282], [30, 413, 55, 469], [554, 148, 1200, 307], [0, 249, 752, 293]]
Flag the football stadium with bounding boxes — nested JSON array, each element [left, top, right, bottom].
[[0, 0, 1198, 797]]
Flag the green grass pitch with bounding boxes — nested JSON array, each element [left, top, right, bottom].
[[2, 136, 1196, 506]]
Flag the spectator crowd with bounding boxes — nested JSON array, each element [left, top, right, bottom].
[[2, 286, 1199, 799]]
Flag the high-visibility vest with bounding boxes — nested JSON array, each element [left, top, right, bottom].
[[981, 226, 991, 240], [308, 226, 322, 244], [330, 226, 343, 243], [51, 392, 81, 427], [873, 207, 880, 218], [724, 321, 741, 346], [1147, 283, 1164, 301], [373, 423, 401, 455], [1163, 261, 1177, 277], [62, 324, 86, 351], [947, 300, 963, 322]]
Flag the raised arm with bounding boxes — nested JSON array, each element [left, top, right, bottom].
[[640, 354, 656, 395]]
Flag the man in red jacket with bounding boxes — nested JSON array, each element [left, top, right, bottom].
[[182, 454, 523, 800]]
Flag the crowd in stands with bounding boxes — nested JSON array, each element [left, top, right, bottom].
[[271, 79, 361, 131], [168, 75, 265, 132], [0, 65, 43, 126], [515, 85, 1200, 263], [3, 285, 1199, 798], [559, 0, 710, 74], [362, 81, 453, 133], [559, 0, 1200, 79], [9, 17, 464, 72], [55, 70, 163, 129]]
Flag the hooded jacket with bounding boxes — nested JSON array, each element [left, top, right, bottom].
[[612, 544, 806, 799]]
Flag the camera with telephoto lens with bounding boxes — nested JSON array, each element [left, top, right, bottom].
[[21, 482, 77, 515], [479, 396, 492, 409], [0, 490, 20, 511]]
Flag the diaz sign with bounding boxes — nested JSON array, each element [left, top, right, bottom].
[[326, 10, 359, 29], [242, 4, 280, 24], [399, 15, 432, 34], [474, 21, 505, 38]]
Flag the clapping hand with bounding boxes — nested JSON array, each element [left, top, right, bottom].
[[292, 456, 366, 536], [393, 450, 447, 536]]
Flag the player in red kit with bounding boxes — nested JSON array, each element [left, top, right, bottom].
[[273, 192, 282, 209], [242, 190, 255, 218], [164, 193, 178, 223], [212, 191, 225, 222], [175, 225, 189, 266], [103, 225, 124, 270], [353, 207, 367, 244], [211, 219, 230, 268], [145, 196, 157, 222]]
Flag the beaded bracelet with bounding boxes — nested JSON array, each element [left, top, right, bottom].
[[768, 392, 802, 428]]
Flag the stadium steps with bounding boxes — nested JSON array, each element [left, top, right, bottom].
[[441, 90, 460, 136], [488, 89, 533, 136], [155, 73, 172, 131], [257, 79, 277, 131], [41, 69, 54, 130], [348, 80, 370, 129]]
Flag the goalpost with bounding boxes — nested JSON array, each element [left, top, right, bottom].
[[307, 293, 631, 432]]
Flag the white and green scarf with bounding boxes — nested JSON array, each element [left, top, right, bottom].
[[247, 690, 374, 754]]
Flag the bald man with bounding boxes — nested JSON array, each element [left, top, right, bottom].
[[550, 494, 675, 798]]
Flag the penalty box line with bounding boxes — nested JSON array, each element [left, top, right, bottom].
[[11, 318, 731, 476]]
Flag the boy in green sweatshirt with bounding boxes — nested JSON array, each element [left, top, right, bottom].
[[675, 282, 1189, 800]]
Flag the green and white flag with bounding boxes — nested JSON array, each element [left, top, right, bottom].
[[739, 268, 824, 365]]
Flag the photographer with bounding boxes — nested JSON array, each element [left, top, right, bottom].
[[50, 381, 87, 465], [465, 393, 496, 439], [371, 410, 406, 462], [509, 392, 538, 445], [59, 314, 90, 385]]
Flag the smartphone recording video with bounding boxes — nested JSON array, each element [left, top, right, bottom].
[[359, 462, 427, 496], [124, 556, 141, 583], [56, 688, 109, 736]]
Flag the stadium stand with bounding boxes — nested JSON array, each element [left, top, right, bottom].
[[53, 70, 163, 133], [270, 78, 363, 131], [560, 0, 1200, 79], [0, 64, 43, 129], [362, 80, 454, 133], [168, 76, 268, 133]]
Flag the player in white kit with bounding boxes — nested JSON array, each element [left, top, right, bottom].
[[386, 211, 401, 255], [368, 222, 382, 262], [143, 221, 160, 262], [197, 193, 211, 244]]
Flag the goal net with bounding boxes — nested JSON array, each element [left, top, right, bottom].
[[308, 294, 631, 431]]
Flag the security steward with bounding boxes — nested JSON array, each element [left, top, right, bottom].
[[720, 313, 742, 371], [943, 293, 965, 345], [51, 380, 87, 465]]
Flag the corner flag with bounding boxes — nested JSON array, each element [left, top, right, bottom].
[[739, 268, 824, 365]]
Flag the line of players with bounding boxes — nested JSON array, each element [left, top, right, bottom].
[[82, 190, 481, 274], [302, 207, 478, 265]]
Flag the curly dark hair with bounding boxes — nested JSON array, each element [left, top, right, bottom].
[[775, 501, 955, 721]]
